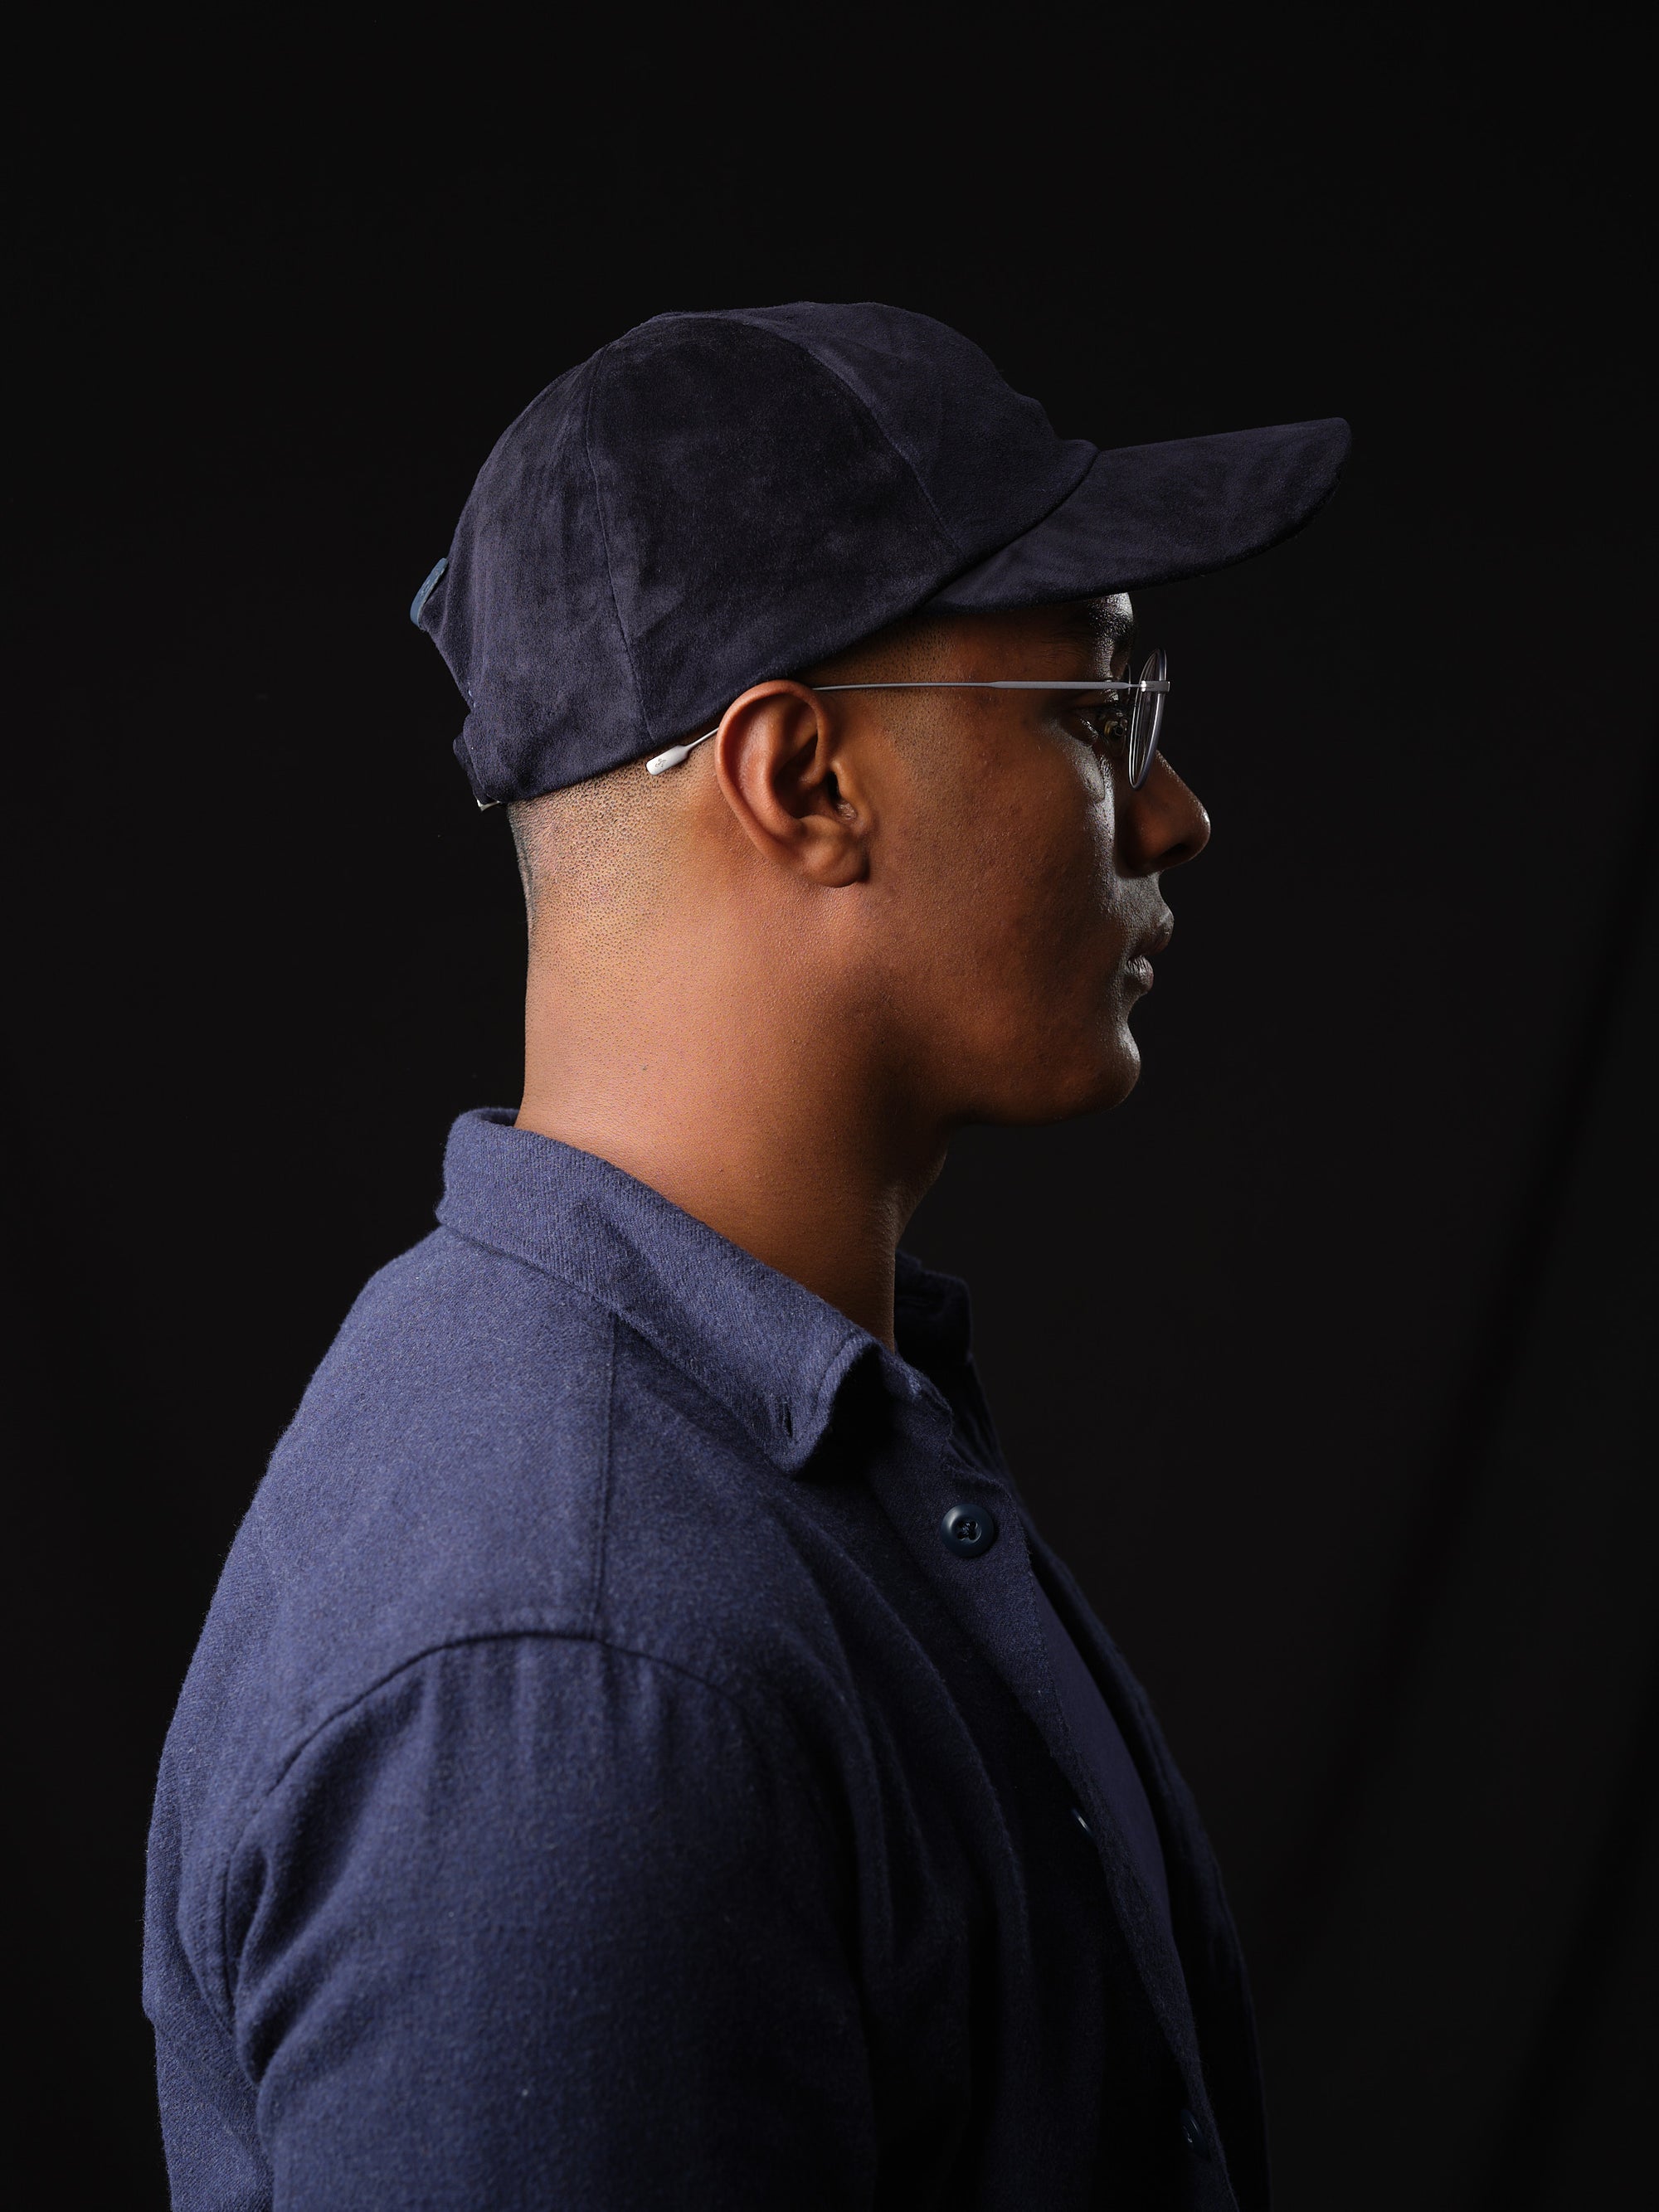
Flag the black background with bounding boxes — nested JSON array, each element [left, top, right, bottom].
[[10, 9, 1656, 2207]]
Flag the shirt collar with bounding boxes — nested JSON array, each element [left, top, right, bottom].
[[435, 1109, 972, 1471]]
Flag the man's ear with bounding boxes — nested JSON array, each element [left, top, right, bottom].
[[712, 681, 872, 887]]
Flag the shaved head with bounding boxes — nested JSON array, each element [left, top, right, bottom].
[[507, 755, 671, 935]]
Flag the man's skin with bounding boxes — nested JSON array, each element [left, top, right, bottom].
[[513, 594, 1210, 1350]]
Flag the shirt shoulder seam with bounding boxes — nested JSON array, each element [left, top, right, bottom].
[[212, 1626, 838, 2037]]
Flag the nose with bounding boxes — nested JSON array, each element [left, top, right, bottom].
[[1121, 753, 1210, 874]]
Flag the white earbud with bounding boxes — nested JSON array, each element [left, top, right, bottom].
[[645, 727, 718, 775]]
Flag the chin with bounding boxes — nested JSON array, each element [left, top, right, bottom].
[[979, 1032, 1141, 1126], [1078, 1040, 1142, 1116]]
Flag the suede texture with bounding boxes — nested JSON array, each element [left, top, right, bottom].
[[415, 302, 1349, 802]]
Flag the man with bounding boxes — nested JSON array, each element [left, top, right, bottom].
[[145, 303, 1348, 2209]]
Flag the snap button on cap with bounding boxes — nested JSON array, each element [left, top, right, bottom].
[[939, 1504, 999, 1558]]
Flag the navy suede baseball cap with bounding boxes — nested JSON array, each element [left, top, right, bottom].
[[411, 302, 1350, 805]]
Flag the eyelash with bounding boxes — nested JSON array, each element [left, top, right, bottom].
[[1075, 704, 1129, 756]]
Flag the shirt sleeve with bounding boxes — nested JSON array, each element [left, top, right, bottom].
[[222, 1634, 875, 2210]]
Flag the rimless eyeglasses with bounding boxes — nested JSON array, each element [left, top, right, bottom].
[[645, 651, 1171, 790]]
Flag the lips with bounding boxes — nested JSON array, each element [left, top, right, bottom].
[[1126, 915, 1173, 992]]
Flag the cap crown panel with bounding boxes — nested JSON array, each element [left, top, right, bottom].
[[588, 318, 957, 744], [718, 303, 1096, 557], [426, 358, 642, 800]]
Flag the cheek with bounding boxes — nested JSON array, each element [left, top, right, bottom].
[[1037, 790, 1121, 959], [909, 766, 1126, 1022], [992, 775, 1121, 966]]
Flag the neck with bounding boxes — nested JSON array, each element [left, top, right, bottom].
[[514, 926, 943, 1351]]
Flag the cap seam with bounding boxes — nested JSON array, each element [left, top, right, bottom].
[[581, 349, 654, 743], [925, 444, 1104, 604], [676, 311, 963, 561], [712, 313, 1102, 584]]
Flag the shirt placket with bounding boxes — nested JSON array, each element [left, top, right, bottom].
[[861, 1373, 1220, 2161]]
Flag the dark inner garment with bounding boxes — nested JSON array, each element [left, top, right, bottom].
[[1032, 1577, 1177, 1951]]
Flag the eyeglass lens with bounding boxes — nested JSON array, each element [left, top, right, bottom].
[[1128, 649, 1167, 790]]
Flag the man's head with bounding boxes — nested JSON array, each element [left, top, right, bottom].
[[509, 591, 1209, 1135], [412, 304, 1339, 1329]]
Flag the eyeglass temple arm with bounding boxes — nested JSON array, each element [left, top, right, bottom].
[[644, 678, 1169, 776]]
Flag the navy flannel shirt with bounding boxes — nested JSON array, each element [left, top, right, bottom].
[[145, 1109, 1268, 2210]]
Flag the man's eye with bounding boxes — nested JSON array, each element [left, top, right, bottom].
[[1078, 703, 1129, 755]]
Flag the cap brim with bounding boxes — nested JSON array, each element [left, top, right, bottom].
[[927, 416, 1351, 610]]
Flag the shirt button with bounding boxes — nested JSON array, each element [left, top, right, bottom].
[[939, 1504, 999, 1558], [1179, 2107, 1210, 2159], [1070, 1806, 1092, 1837]]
